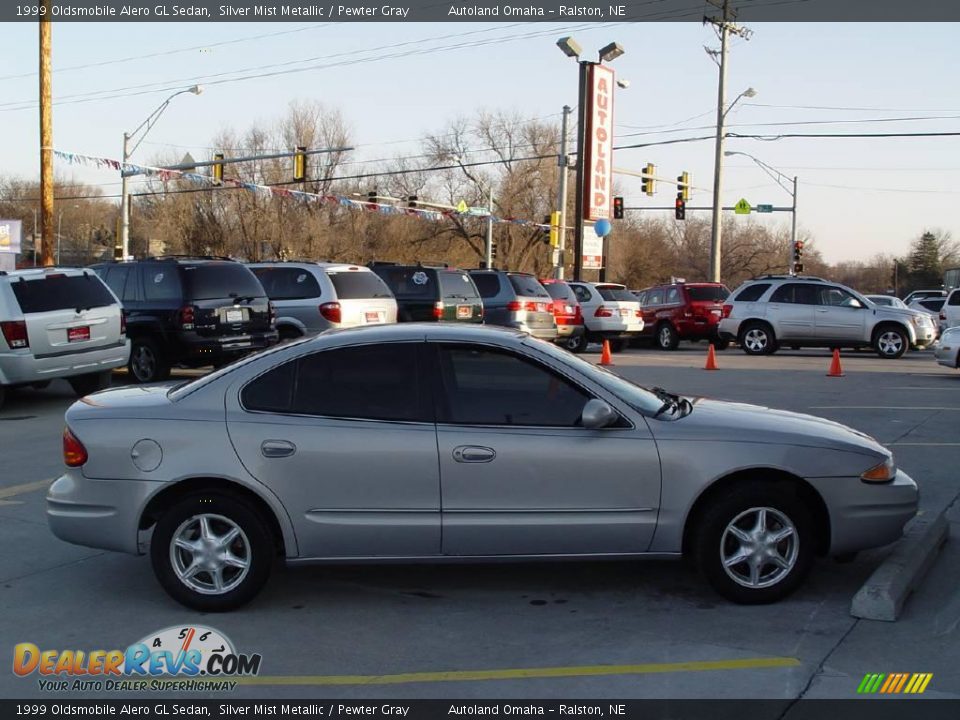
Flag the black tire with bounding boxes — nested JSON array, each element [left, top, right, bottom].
[[609, 339, 628, 353], [150, 493, 274, 612], [873, 325, 908, 359], [656, 323, 679, 351], [129, 337, 171, 383], [693, 481, 816, 604], [68, 371, 112, 397], [564, 333, 587, 354], [738, 322, 777, 356], [711, 338, 731, 351], [31, 381, 51, 390]]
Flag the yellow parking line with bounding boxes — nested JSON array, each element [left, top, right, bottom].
[[0, 478, 53, 500], [235, 657, 800, 686]]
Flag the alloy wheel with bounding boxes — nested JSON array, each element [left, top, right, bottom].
[[132, 345, 156, 382], [169, 514, 251, 595], [877, 331, 904, 357], [720, 507, 798, 589], [743, 328, 768, 353]]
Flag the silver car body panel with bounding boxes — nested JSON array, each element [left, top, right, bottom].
[[47, 324, 916, 565]]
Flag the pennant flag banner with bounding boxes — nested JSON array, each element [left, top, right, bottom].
[[54, 150, 550, 232]]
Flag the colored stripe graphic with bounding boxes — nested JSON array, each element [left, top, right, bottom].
[[857, 672, 932, 694]]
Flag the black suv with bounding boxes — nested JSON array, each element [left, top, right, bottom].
[[369, 263, 483, 323], [91, 257, 278, 383]]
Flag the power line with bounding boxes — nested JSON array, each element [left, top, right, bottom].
[[730, 131, 960, 141], [745, 102, 960, 113]]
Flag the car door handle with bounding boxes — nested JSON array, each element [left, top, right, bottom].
[[816, 309, 829, 313], [452, 445, 496, 463], [261, 440, 296, 458]]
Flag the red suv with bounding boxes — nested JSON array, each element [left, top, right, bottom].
[[540, 279, 587, 353], [633, 282, 730, 350]]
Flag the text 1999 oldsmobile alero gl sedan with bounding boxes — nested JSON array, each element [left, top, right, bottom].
[[47, 324, 918, 611]]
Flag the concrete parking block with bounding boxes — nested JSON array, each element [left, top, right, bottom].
[[850, 510, 949, 621]]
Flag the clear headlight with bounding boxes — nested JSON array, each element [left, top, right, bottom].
[[861, 455, 896, 483], [912, 315, 930, 327]]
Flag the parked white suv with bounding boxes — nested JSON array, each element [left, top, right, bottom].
[[940, 289, 960, 331], [0, 267, 129, 408], [719, 275, 936, 359], [567, 282, 644, 351]]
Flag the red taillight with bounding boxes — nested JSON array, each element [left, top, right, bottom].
[[507, 301, 522, 312], [595, 306, 613, 318], [0, 320, 29, 349], [636, 309, 643, 318], [319, 302, 342, 324], [941, 310, 946, 320], [63, 427, 88, 467], [721, 304, 733, 319], [433, 301, 444, 319], [120, 311, 127, 336], [574, 305, 583, 323], [179, 305, 196, 330]]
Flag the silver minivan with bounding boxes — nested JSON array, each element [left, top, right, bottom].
[[249, 262, 397, 339], [468, 270, 558, 341], [0, 267, 129, 409]]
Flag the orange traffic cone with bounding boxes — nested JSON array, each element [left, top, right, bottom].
[[600, 339, 613, 366], [705, 343, 719, 371], [827, 348, 844, 377]]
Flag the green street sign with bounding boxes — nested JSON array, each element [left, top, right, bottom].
[[756, 204, 774, 213], [734, 198, 751, 215]]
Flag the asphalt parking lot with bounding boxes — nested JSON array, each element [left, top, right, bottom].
[[0, 345, 957, 703]]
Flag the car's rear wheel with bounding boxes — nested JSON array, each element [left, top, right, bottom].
[[739, 322, 777, 355], [129, 337, 171, 383], [711, 338, 731, 351], [150, 493, 274, 612], [657, 323, 679, 351], [68, 371, 112, 397], [564, 333, 587, 354], [873, 325, 908, 359], [693, 481, 815, 604]]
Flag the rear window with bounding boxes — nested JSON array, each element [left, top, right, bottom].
[[327, 270, 393, 300], [11, 273, 116, 314], [508, 274, 549, 298], [596, 286, 637, 302], [543, 282, 576, 302], [252, 267, 322, 300], [471, 273, 502, 298], [919, 299, 945, 311], [734, 283, 771, 302], [438, 271, 479, 299], [949, 292, 960, 306], [687, 286, 730, 302], [374, 267, 436, 300], [181, 263, 265, 300]]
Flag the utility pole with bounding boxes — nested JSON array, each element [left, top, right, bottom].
[[39, 0, 55, 267], [706, 0, 751, 283], [790, 175, 798, 273], [485, 186, 494, 269], [555, 105, 572, 279]]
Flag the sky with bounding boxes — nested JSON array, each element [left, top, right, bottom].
[[2, 21, 959, 264]]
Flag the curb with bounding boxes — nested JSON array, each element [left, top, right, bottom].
[[850, 509, 950, 622]]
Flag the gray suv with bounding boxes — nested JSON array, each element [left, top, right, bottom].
[[719, 275, 936, 359], [0, 267, 129, 409], [468, 270, 557, 341]]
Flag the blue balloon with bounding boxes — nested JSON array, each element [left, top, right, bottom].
[[594, 219, 612, 237]]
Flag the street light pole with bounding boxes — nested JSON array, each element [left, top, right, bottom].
[[554, 105, 571, 279], [485, 185, 494, 269], [119, 85, 202, 261]]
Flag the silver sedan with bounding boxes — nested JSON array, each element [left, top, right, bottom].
[[934, 327, 959, 369], [47, 324, 918, 611]]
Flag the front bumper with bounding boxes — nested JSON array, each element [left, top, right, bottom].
[[47, 471, 165, 555], [0, 340, 130, 386], [807, 469, 919, 555], [912, 325, 936, 348]]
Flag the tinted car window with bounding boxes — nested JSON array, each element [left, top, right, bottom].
[[571, 284, 592, 303], [508, 274, 550, 298], [375, 267, 436, 299], [11, 273, 116, 313], [471, 273, 502, 298], [143, 267, 182, 302], [241, 360, 296, 414], [103, 265, 131, 299], [733, 283, 770, 302], [438, 346, 590, 427], [687, 286, 729, 302], [327, 271, 393, 299], [646, 289, 665, 305], [252, 267, 322, 300], [949, 292, 960, 306], [181, 263, 265, 300], [596, 286, 637, 302], [439, 271, 479, 299], [543, 282, 576, 302], [770, 284, 817, 305], [295, 343, 423, 421], [818, 287, 864, 308], [918, 299, 945, 311], [665, 287, 681, 304]]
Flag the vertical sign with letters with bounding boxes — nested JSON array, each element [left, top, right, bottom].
[[583, 64, 615, 222]]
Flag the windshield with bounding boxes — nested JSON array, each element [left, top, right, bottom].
[[526, 338, 663, 414], [543, 282, 576, 302], [508, 274, 550, 298]]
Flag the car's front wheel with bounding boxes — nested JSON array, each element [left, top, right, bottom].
[[873, 325, 908, 359], [739, 322, 777, 355], [693, 482, 815, 604], [150, 493, 274, 611]]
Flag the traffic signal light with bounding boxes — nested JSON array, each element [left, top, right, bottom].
[[675, 196, 686, 221], [792, 240, 804, 275], [549, 211, 561, 247], [293, 146, 307, 182], [612, 196, 624, 219], [367, 190, 378, 206], [793, 262, 804, 274], [641, 163, 655, 196], [212, 153, 224, 185], [407, 195, 418, 208], [677, 171, 690, 202]]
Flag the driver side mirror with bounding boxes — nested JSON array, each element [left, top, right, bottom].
[[581, 398, 617, 429]]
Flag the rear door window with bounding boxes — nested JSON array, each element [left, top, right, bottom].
[[508, 274, 550, 298], [439, 272, 480, 299], [11, 273, 116, 314], [143, 267, 182, 302], [596, 286, 636, 302], [571, 284, 593, 303], [327, 271, 393, 299], [181, 263, 265, 300], [103, 265, 131, 299], [471, 274, 502, 299], [252, 267, 322, 300], [771, 284, 818, 305], [646, 289, 665, 305]]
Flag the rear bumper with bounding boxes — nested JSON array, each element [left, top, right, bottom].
[[0, 340, 130, 386], [675, 319, 722, 340], [556, 323, 585, 339], [179, 330, 279, 360], [807, 469, 919, 555], [47, 471, 164, 555]]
